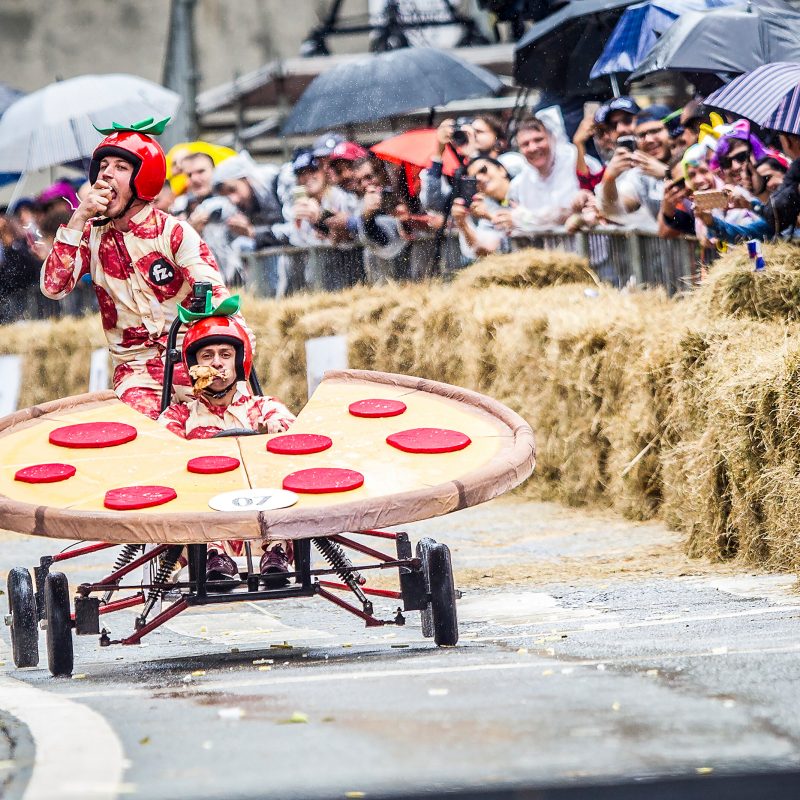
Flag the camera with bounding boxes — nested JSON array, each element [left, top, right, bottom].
[[380, 186, 397, 215], [451, 117, 474, 148], [454, 175, 479, 206], [617, 135, 637, 153]]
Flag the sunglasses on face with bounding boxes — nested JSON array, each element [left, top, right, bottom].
[[719, 150, 750, 169]]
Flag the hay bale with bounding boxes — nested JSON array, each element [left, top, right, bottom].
[[703, 242, 800, 322], [454, 248, 596, 290]]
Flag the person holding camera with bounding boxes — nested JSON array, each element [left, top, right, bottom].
[[348, 155, 408, 283], [450, 156, 514, 261], [597, 105, 673, 230]]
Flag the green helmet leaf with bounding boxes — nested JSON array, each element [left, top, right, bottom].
[[178, 294, 241, 324], [93, 116, 171, 136]]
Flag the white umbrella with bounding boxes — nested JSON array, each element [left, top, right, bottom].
[[0, 73, 181, 173]]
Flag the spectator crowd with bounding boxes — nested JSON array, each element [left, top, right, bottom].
[[3, 93, 800, 319]]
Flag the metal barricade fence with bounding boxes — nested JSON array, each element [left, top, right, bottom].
[[12, 228, 705, 323]]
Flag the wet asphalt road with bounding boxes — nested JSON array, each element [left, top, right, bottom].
[[1, 498, 800, 799]]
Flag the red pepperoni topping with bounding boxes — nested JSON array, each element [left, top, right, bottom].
[[267, 434, 332, 455], [386, 428, 471, 454], [187, 455, 241, 474], [349, 398, 408, 418], [15, 463, 77, 484], [282, 468, 364, 494], [49, 422, 138, 449], [104, 485, 177, 511]]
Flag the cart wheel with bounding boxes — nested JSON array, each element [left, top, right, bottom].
[[44, 572, 73, 677], [416, 538, 436, 638], [7, 568, 39, 668], [428, 543, 458, 647]]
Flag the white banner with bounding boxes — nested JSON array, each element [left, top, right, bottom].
[[305, 335, 348, 399], [0, 355, 22, 416], [89, 348, 110, 392]]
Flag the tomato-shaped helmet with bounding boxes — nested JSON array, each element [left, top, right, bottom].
[[89, 131, 166, 202], [183, 316, 253, 383]]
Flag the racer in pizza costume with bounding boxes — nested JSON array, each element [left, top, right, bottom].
[[158, 315, 296, 585], [41, 120, 250, 420]]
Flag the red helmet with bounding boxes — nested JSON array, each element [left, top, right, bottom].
[[89, 131, 166, 202], [183, 316, 253, 383]]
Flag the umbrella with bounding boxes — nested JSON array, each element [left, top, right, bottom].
[[514, 0, 642, 97], [0, 74, 181, 173], [589, 0, 736, 82], [371, 129, 462, 176], [371, 128, 463, 197], [629, 5, 800, 86], [281, 47, 503, 135], [705, 61, 800, 135]]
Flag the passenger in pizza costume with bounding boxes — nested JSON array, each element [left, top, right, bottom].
[[41, 118, 249, 420], [158, 315, 296, 586]]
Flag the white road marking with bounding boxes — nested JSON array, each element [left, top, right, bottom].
[[59, 640, 800, 702], [0, 674, 127, 800]]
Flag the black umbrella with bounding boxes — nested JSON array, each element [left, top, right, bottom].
[[629, 4, 800, 87], [282, 47, 503, 135], [514, 0, 641, 97]]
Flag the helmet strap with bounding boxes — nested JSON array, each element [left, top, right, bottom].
[[201, 379, 238, 400]]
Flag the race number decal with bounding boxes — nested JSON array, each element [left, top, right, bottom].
[[148, 258, 176, 286], [208, 488, 298, 512]]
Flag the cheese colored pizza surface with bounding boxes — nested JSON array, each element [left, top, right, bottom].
[[0, 371, 535, 543]]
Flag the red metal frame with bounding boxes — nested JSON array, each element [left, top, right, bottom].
[[357, 529, 400, 541], [51, 542, 116, 563], [318, 580, 402, 600], [100, 593, 145, 615], [317, 586, 385, 626], [120, 598, 189, 645], [98, 544, 170, 586], [331, 534, 396, 563]]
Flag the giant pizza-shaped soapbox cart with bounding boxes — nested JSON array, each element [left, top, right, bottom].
[[2, 369, 534, 676]]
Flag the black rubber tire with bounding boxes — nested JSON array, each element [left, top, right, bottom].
[[428, 543, 459, 647], [44, 572, 74, 677], [7, 568, 39, 668], [416, 537, 437, 638]]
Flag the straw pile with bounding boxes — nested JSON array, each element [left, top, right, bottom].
[[9, 243, 800, 572]]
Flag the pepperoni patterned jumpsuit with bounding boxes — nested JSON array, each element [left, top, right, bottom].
[[41, 205, 249, 420]]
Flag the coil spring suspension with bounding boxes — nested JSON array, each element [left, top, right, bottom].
[[102, 544, 144, 603], [136, 545, 183, 629], [314, 538, 372, 615]]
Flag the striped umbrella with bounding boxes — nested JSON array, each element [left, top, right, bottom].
[[705, 62, 800, 135]]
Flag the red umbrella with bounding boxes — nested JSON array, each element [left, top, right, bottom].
[[371, 129, 463, 194]]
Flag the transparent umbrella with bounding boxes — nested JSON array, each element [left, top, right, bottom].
[[0, 73, 181, 173]]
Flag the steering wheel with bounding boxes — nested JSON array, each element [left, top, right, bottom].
[[210, 428, 262, 438]]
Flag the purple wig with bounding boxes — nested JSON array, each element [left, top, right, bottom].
[[709, 120, 768, 171]]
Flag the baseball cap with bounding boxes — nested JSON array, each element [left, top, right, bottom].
[[311, 132, 345, 158], [635, 104, 673, 126], [594, 102, 612, 126], [291, 148, 319, 174], [606, 96, 641, 118], [329, 141, 368, 162]]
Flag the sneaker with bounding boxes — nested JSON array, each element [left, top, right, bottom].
[[206, 549, 239, 591], [260, 544, 291, 587]]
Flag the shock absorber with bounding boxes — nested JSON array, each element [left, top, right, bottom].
[[135, 545, 183, 629], [314, 538, 372, 615], [102, 544, 144, 603]]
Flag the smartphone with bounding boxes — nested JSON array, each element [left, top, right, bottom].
[[380, 186, 396, 215], [455, 176, 478, 205], [291, 185, 308, 203], [671, 177, 686, 190], [616, 135, 637, 152]]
